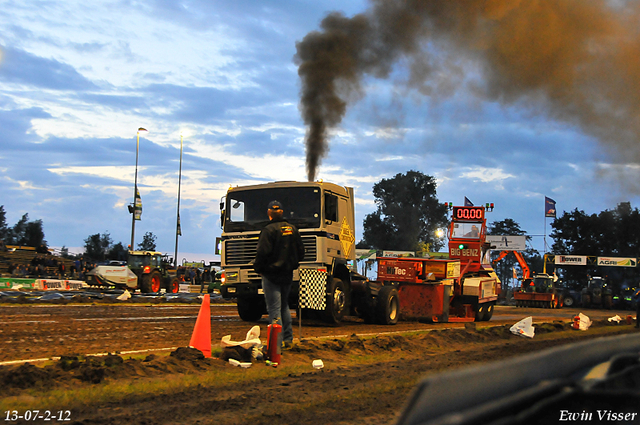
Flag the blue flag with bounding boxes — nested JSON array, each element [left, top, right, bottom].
[[464, 197, 474, 207], [545, 197, 556, 218]]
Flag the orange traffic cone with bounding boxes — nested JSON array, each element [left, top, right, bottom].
[[189, 294, 211, 357]]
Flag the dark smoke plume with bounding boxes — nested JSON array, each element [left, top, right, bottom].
[[295, 0, 640, 182]]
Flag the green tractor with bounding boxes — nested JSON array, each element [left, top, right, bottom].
[[581, 276, 613, 309], [127, 251, 180, 293]]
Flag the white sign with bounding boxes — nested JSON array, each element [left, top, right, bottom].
[[597, 257, 637, 267], [555, 255, 587, 265], [382, 250, 415, 257], [486, 235, 527, 251]]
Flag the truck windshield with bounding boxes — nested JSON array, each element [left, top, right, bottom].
[[224, 187, 321, 231]]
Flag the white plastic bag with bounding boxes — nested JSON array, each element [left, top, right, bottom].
[[510, 316, 535, 338], [577, 313, 592, 330], [221, 325, 262, 349], [116, 289, 131, 301], [607, 315, 622, 324]]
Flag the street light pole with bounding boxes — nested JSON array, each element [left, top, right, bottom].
[[174, 133, 183, 267], [130, 127, 147, 251]]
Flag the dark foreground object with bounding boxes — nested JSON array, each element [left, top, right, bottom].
[[398, 332, 640, 425]]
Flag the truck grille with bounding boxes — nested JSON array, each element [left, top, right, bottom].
[[225, 236, 317, 265]]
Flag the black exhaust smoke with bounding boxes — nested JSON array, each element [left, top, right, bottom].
[[295, 0, 640, 182]]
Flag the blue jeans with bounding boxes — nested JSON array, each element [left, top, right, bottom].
[[262, 274, 293, 343]]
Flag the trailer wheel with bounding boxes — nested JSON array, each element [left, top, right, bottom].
[[168, 277, 180, 294], [475, 303, 486, 321], [482, 302, 494, 321], [237, 296, 264, 322], [564, 295, 574, 307], [322, 278, 348, 324], [375, 286, 399, 325]]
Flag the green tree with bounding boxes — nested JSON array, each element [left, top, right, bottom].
[[550, 202, 640, 291], [359, 171, 449, 251], [137, 232, 157, 251], [108, 242, 128, 261], [84, 232, 113, 262], [9, 213, 29, 245], [0, 206, 8, 242], [2, 212, 47, 248]]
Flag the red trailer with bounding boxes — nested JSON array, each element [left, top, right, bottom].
[[374, 205, 501, 323]]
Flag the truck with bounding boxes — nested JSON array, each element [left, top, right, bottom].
[[86, 250, 180, 293], [219, 181, 501, 324], [219, 181, 357, 323]]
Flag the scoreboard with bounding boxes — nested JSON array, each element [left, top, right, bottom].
[[451, 206, 484, 222]]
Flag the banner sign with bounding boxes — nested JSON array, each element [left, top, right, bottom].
[[555, 255, 588, 265], [597, 257, 637, 267], [0, 278, 37, 290], [486, 235, 527, 251]]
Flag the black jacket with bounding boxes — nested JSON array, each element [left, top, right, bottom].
[[253, 219, 305, 278]]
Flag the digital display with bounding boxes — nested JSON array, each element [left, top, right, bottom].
[[452, 206, 484, 221]]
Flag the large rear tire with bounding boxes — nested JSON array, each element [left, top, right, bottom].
[[141, 271, 162, 293], [168, 277, 180, 294], [237, 296, 264, 322], [322, 278, 348, 324], [582, 294, 591, 308], [603, 295, 613, 309], [375, 286, 399, 325]]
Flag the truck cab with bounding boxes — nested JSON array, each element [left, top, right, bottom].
[[219, 181, 356, 323]]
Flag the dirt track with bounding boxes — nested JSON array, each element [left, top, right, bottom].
[[1, 301, 639, 425]]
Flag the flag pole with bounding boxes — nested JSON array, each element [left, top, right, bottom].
[[174, 133, 183, 267], [130, 128, 147, 250]]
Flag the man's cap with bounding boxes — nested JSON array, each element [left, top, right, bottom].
[[268, 200, 283, 210]]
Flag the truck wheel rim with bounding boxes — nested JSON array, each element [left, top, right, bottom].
[[389, 298, 398, 320], [333, 288, 345, 312]]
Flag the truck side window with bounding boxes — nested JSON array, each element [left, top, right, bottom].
[[325, 193, 338, 222], [229, 199, 245, 222]]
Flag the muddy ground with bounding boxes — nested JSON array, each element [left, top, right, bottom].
[[1, 301, 639, 424]]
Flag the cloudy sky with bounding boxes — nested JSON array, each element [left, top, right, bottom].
[[1, 0, 639, 262]]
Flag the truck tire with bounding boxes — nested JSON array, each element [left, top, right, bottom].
[[375, 286, 399, 325], [322, 278, 348, 324], [141, 271, 162, 293], [564, 295, 574, 307], [603, 295, 613, 309], [168, 277, 180, 294], [237, 296, 264, 322]]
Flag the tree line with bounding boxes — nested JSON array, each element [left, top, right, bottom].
[[1, 205, 157, 262], [5, 172, 640, 292]]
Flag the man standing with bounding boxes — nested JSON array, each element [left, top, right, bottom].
[[634, 287, 640, 329], [253, 200, 305, 347]]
